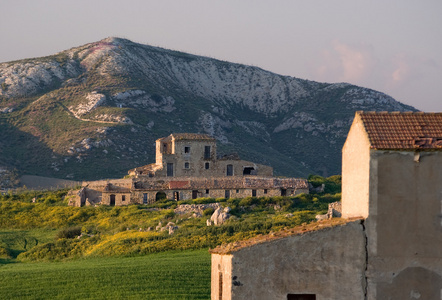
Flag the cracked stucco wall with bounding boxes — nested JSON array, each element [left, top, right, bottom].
[[365, 151, 442, 299], [212, 220, 367, 300]]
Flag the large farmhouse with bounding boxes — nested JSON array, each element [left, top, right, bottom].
[[210, 111, 442, 300], [70, 133, 308, 206]]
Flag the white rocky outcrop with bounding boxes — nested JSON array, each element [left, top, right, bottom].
[[210, 206, 231, 226], [68, 92, 106, 118]]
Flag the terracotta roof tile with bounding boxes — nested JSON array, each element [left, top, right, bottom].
[[357, 111, 442, 150], [171, 133, 215, 141]]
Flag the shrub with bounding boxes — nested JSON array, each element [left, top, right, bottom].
[[308, 174, 341, 194], [203, 208, 215, 216], [56, 226, 82, 240], [0, 246, 11, 258]]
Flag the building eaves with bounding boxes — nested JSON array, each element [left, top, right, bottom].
[[209, 217, 363, 255], [171, 133, 215, 141]]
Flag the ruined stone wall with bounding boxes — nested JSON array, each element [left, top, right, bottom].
[[212, 221, 366, 300], [366, 150, 442, 299]]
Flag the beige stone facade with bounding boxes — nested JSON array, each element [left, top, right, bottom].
[[69, 133, 308, 206], [129, 133, 273, 178], [211, 112, 442, 300]]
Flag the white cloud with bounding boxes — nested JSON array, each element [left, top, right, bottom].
[[313, 40, 376, 84]]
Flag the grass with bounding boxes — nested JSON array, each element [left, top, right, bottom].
[[0, 229, 56, 258], [0, 249, 211, 299]]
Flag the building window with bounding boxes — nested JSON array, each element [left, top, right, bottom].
[[287, 294, 316, 300], [184, 146, 190, 153], [122, 195, 126, 202], [184, 162, 190, 169], [205, 162, 210, 169], [252, 189, 256, 197], [264, 189, 268, 194], [204, 146, 211, 159], [167, 163, 174, 177], [226, 164, 233, 176]]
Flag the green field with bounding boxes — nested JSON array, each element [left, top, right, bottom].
[[0, 249, 211, 299]]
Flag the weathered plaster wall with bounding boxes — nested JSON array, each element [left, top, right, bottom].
[[366, 150, 442, 299], [214, 221, 366, 300], [342, 115, 371, 218]]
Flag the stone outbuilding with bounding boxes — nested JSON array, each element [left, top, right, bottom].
[[211, 111, 442, 300]]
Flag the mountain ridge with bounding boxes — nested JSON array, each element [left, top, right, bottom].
[[0, 37, 416, 184]]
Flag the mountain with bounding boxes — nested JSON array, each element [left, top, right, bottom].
[[0, 37, 416, 182]]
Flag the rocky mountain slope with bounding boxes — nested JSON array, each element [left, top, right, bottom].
[[0, 37, 416, 181]]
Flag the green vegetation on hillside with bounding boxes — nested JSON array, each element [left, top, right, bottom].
[[0, 176, 340, 262]]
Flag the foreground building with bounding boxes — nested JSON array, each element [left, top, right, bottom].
[[70, 133, 308, 206], [211, 111, 442, 300]]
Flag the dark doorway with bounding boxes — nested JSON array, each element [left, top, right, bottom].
[[281, 188, 287, 196], [192, 190, 199, 199], [174, 191, 180, 201], [243, 167, 255, 175], [219, 272, 223, 300], [226, 164, 233, 176], [287, 294, 316, 300], [156, 192, 167, 201], [167, 163, 174, 177], [110, 194, 116, 206], [252, 189, 257, 197], [225, 190, 230, 199], [143, 193, 148, 204]]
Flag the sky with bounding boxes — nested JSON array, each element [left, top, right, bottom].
[[1, 0, 441, 111]]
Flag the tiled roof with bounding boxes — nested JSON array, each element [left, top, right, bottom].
[[210, 218, 363, 254], [358, 111, 442, 150], [132, 177, 308, 190], [172, 133, 215, 141]]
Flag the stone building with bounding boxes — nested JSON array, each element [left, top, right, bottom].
[[69, 133, 308, 206], [128, 133, 273, 178], [210, 111, 442, 300]]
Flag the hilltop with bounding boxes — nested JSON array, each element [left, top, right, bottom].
[[0, 37, 416, 181]]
